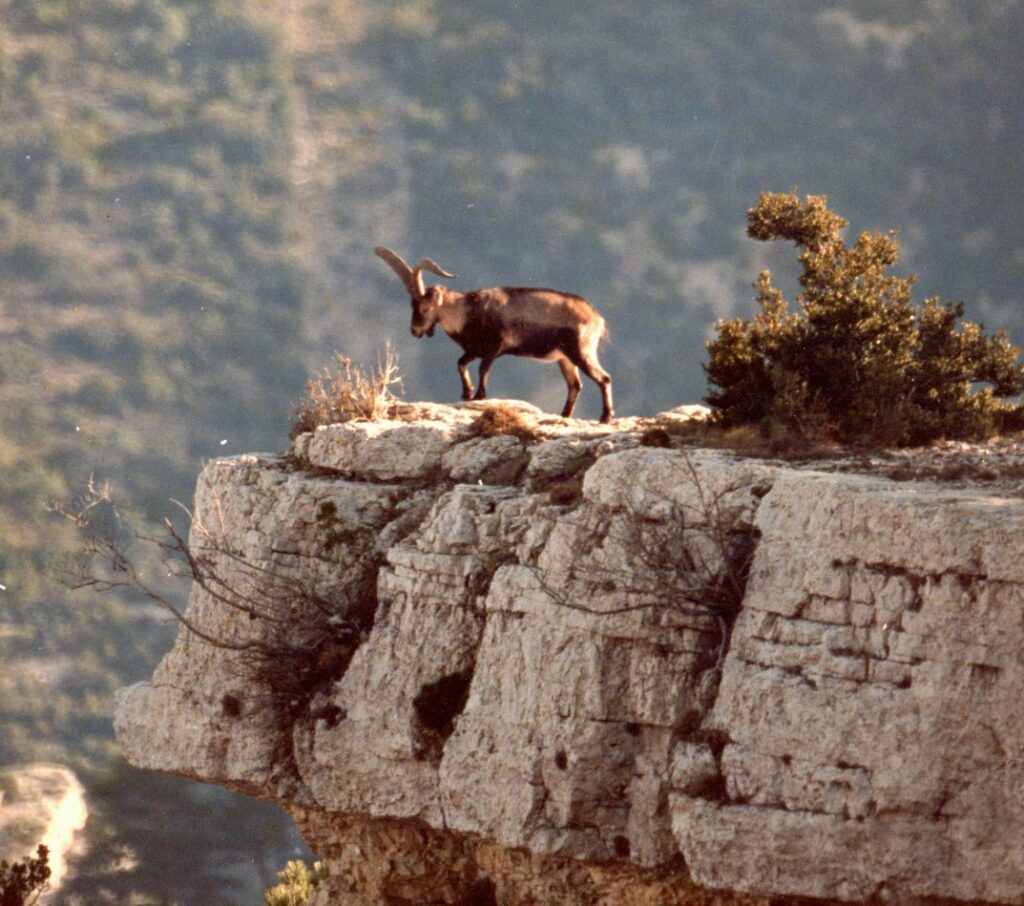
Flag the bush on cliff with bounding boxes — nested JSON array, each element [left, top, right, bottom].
[[704, 192, 1024, 446]]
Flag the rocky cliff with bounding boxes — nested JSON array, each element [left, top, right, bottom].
[[0, 764, 87, 892], [115, 402, 1024, 905]]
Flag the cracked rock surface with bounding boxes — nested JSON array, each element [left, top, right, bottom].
[[116, 403, 1024, 905]]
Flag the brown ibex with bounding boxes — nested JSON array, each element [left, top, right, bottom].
[[374, 246, 614, 423]]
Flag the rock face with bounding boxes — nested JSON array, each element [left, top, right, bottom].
[[116, 402, 1024, 905]]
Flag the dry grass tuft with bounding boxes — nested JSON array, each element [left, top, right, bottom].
[[469, 404, 543, 443], [291, 342, 402, 438], [639, 427, 672, 448]]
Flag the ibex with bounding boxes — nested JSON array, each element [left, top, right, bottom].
[[374, 247, 614, 423]]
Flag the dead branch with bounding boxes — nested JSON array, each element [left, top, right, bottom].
[[529, 451, 760, 718], [53, 480, 376, 721]]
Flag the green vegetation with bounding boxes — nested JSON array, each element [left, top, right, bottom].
[[705, 193, 1024, 446], [0, 775, 18, 804], [60, 764, 294, 905], [0, 820, 45, 855], [0, 0, 312, 899]]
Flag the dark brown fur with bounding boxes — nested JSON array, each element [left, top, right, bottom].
[[374, 247, 614, 423]]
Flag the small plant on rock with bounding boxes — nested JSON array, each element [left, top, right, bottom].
[[54, 479, 376, 726], [469, 404, 543, 443], [705, 191, 1024, 446], [291, 341, 402, 438], [264, 859, 328, 906]]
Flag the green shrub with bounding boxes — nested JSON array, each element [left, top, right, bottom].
[[704, 192, 1024, 446], [1, 818, 45, 852]]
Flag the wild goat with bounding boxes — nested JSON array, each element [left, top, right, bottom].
[[374, 246, 614, 423]]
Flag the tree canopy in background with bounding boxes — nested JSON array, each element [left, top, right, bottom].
[[706, 192, 1023, 445]]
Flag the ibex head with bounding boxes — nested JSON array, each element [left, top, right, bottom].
[[374, 246, 456, 338]]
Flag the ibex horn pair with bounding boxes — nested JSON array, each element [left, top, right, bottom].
[[373, 246, 456, 298]]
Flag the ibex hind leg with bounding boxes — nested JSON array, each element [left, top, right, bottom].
[[473, 355, 496, 401], [578, 353, 614, 423], [557, 357, 583, 418]]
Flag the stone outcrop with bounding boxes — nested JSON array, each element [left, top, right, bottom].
[[0, 763, 88, 892], [115, 401, 1024, 904]]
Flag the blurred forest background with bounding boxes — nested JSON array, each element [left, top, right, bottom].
[[0, 0, 1021, 901]]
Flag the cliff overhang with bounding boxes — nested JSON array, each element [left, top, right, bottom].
[[115, 401, 1024, 905]]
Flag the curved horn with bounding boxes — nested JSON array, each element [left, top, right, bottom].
[[411, 258, 456, 297], [374, 246, 416, 295]]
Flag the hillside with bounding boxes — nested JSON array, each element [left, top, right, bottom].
[[1, 0, 1022, 900]]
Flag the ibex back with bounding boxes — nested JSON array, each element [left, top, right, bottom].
[[374, 247, 614, 423]]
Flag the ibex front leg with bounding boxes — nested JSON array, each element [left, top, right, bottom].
[[457, 353, 476, 401]]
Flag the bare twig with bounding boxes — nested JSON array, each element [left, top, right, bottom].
[[53, 480, 376, 721], [530, 452, 759, 719]]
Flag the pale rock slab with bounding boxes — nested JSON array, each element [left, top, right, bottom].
[[116, 454, 407, 799], [304, 418, 470, 480], [675, 470, 1024, 904]]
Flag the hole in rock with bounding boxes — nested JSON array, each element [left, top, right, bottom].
[[555, 750, 568, 770], [612, 834, 631, 858], [413, 667, 474, 762], [676, 708, 702, 736], [684, 727, 731, 758], [969, 663, 999, 690], [459, 878, 497, 906], [221, 694, 242, 718], [312, 703, 346, 728], [541, 472, 587, 506]]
